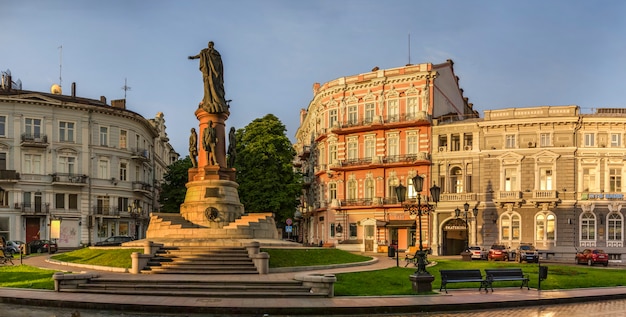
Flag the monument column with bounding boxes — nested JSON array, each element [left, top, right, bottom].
[[196, 108, 228, 169]]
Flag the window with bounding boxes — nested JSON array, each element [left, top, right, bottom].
[[349, 223, 357, 238], [329, 110, 338, 128], [96, 196, 110, 215], [387, 134, 398, 157], [120, 130, 128, 149], [59, 121, 74, 142], [388, 177, 399, 201], [0, 217, 9, 240], [329, 182, 337, 200], [504, 168, 518, 191], [536, 213, 555, 241], [24, 154, 42, 174], [407, 176, 417, 198], [364, 103, 375, 123], [118, 197, 129, 212], [0, 153, 5, 170], [25, 118, 42, 138], [584, 133, 595, 147], [364, 178, 374, 200], [364, 137, 375, 159], [608, 213, 622, 241], [55, 193, 65, 209], [450, 134, 461, 151], [583, 168, 597, 192], [450, 167, 463, 193], [611, 133, 622, 147], [407, 133, 418, 154], [0, 116, 6, 137], [347, 139, 358, 160], [387, 100, 399, 122], [328, 144, 337, 165], [0, 188, 7, 207], [581, 213, 595, 241], [347, 180, 357, 201], [100, 126, 108, 146], [347, 106, 357, 125], [68, 194, 78, 210], [330, 223, 335, 238], [407, 97, 418, 118], [540, 168, 553, 190], [610, 168, 621, 192], [119, 162, 128, 181], [540, 133, 551, 147], [505, 134, 516, 148], [98, 159, 109, 179], [501, 213, 520, 242], [58, 156, 76, 175]]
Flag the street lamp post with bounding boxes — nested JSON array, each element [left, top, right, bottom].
[[456, 202, 479, 260], [395, 174, 440, 276]]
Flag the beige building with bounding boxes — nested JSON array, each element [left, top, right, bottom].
[[0, 76, 178, 248], [433, 105, 626, 262]]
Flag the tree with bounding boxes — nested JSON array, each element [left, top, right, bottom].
[[159, 156, 192, 213], [234, 114, 301, 226]]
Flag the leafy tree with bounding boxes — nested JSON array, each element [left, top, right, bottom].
[[158, 156, 192, 213], [234, 114, 301, 226]]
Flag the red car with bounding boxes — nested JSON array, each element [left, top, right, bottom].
[[488, 244, 509, 261], [575, 249, 608, 266]]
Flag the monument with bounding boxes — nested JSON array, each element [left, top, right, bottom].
[[145, 41, 279, 244]]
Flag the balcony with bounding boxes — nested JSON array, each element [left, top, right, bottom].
[[339, 198, 382, 207], [16, 203, 50, 214], [132, 181, 152, 194], [528, 190, 560, 206], [20, 133, 49, 148], [131, 148, 150, 162], [298, 145, 311, 159], [493, 190, 523, 206], [93, 206, 120, 217], [440, 192, 478, 203], [382, 153, 430, 165], [51, 173, 87, 186], [0, 170, 19, 182]]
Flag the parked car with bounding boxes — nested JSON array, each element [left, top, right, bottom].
[[468, 246, 487, 260], [28, 240, 58, 254], [488, 244, 509, 261], [575, 248, 609, 266], [515, 243, 539, 263], [94, 235, 134, 246], [4, 240, 23, 255]]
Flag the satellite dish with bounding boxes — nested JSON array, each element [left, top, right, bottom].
[[50, 84, 62, 94]]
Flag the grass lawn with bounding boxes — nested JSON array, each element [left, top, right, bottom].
[[2, 249, 626, 296]]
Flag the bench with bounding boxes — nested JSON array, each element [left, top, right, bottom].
[[439, 269, 489, 293], [484, 268, 530, 291]]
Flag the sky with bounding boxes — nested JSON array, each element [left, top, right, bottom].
[[1, 1, 626, 155]]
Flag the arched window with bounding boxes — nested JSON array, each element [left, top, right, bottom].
[[364, 178, 374, 200], [450, 166, 463, 193], [608, 212, 623, 247], [581, 213, 596, 241], [501, 213, 520, 243], [535, 213, 556, 242]]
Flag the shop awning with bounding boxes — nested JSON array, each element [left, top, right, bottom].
[[385, 220, 416, 228]]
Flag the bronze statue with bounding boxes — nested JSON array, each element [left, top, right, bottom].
[[189, 128, 198, 167], [227, 127, 236, 168], [188, 41, 228, 113], [202, 121, 218, 166]]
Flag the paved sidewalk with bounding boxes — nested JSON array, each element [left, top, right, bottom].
[[2, 253, 626, 316]]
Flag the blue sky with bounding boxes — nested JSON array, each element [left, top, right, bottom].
[[1, 1, 625, 154]]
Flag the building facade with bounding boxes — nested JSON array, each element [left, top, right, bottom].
[[0, 78, 178, 248], [433, 105, 626, 262], [293, 61, 476, 252]]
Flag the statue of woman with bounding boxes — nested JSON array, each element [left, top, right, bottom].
[[188, 41, 228, 113], [189, 128, 198, 167]]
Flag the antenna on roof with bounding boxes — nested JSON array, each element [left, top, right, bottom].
[[58, 45, 63, 89], [122, 78, 131, 100]]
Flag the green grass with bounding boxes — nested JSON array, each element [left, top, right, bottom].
[[262, 248, 371, 268], [0, 265, 56, 290], [51, 248, 142, 268]]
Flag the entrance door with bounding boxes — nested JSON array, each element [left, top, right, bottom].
[[26, 218, 40, 243], [442, 218, 468, 255], [364, 225, 374, 252]]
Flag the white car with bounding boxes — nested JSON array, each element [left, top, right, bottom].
[[468, 246, 487, 260]]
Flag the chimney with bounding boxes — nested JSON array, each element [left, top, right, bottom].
[[71, 82, 76, 98], [111, 99, 126, 109], [100, 96, 107, 104]]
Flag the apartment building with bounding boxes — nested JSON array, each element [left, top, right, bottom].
[[294, 60, 476, 252], [0, 77, 178, 248]]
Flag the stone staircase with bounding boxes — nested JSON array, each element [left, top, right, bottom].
[[58, 277, 323, 298], [141, 246, 258, 274]]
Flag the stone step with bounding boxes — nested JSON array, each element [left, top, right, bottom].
[[62, 288, 324, 298], [140, 268, 259, 274]]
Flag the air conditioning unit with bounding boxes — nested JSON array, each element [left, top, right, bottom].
[[464, 145, 472, 151], [528, 142, 536, 148], [438, 146, 446, 152]]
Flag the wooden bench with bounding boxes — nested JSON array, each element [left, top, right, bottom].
[[439, 269, 489, 293], [484, 268, 530, 291]]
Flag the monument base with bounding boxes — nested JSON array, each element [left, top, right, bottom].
[[409, 274, 435, 293]]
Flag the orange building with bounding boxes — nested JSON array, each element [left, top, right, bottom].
[[294, 60, 477, 253]]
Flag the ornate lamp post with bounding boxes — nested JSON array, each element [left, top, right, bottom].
[[395, 174, 440, 292], [456, 202, 479, 260]]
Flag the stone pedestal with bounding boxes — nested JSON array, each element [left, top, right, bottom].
[[461, 251, 472, 261], [409, 274, 435, 293]]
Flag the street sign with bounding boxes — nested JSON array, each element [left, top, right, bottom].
[[285, 225, 292, 233], [286, 218, 293, 225]]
